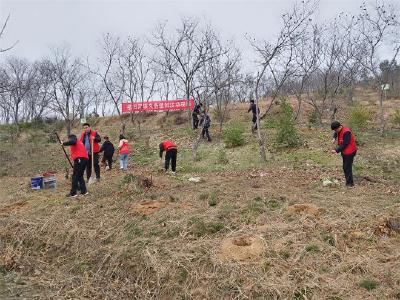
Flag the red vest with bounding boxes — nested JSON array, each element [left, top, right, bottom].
[[162, 140, 177, 151], [338, 127, 357, 155], [119, 140, 130, 154], [80, 130, 100, 153], [70, 140, 89, 161]]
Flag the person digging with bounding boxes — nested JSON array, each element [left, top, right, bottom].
[[61, 134, 89, 198], [80, 122, 101, 183], [330, 121, 358, 187], [199, 112, 212, 142], [192, 102, 203, 129], [159, 140, 177, 175]]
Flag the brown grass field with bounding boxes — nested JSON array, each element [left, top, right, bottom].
[[0, 91, 400, 299]]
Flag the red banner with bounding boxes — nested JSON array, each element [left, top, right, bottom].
[[122, 99, 194, 113]]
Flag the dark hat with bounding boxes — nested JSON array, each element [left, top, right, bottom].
[[331, 121, 341, 130]]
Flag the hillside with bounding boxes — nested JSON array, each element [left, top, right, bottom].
[[1, 94, 400, 299]]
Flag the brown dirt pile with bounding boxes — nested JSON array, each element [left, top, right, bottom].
[[218, 235, 265, 262]]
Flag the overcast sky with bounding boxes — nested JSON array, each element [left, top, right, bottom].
[[0, 0, 397, 67]]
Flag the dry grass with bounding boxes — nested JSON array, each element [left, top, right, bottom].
[[1, 94, 400, 299]]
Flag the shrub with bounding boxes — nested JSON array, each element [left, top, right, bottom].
[[275, 102, 300, 148], [347, 106, 372, 132], [222, 122, 245, 148], [308, 109, 319, 127], [391, 109, 400, 127], [217, 149, 228, 164], [263, 115, 279, 129]]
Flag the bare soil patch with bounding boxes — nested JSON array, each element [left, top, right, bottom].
[[286, 203, 320, 216], [0, 202, 27, 215], [131, 200, 167, 215], [217, 235, 265, 262]]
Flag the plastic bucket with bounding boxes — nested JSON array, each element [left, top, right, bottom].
[[31, 177, 43, 190]]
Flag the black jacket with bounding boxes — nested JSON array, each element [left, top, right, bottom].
[[62, 135, 77, 146], [248, 103, 260, 115], [200, 115, 211, 128], [100, 141, 115, 157], [192, 104, 202, 116]]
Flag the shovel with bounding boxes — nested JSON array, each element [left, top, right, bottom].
[[88, 137, 95, 185], [54, 132, 73, 169]]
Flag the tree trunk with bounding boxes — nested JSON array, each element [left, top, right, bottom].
[[255, 80, 267, 164], [255, 105, 267, 163], [347, 82, 354, 104], [186, 84, 192, 127], [380, 90, 385, 136], [294, 95, 302, 121], [66, 118, 72, 136], [192, 131, 203, 162]]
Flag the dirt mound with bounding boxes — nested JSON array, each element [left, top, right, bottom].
[[217, 235, 265, 262], [286, 203, 320, 216], [131, 200, 167, 215]]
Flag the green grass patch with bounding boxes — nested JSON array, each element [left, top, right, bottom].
[[359, 279, 379, 291], [245, 197, 266, 215], [189, 217, 224, 237], [124, 221, 143, 240], [305, 244, 320, 253]]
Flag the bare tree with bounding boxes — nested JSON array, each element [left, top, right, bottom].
[[93, 33, 124, 116], [201, 45, 242, 132], [0, 67, 12, 124], [288, 23, 321, 120], [119, 37, 158, 132], [152, 18, 225, 122], [251, 0, 317, 163], [24, 59, 54, 122], [0, 14, 18, 53], [232, 73, 255, 103], [2, 57, 36, 130], [356, 1, 400, 135], [48, 46, 87, 135]]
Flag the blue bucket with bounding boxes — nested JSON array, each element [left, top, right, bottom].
[[31, 176, 43, 190]]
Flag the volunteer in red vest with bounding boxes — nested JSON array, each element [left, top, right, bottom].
[[330, 121, 358, 187], [118, 134, 130, 171], [61, 134, 89, 198], [159, 140, 177, 175], [80, 123, 101, 182]]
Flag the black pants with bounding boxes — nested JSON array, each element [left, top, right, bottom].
[[342, 151, 356, 186], [201, 127, 211, 141], [165, 149, 177, 172], [86, 153, 100, 180], [102, 155, 113, 169], [252, 114, 258, 130], [193, 115, 199, 129], [71, 158, 88, 195]]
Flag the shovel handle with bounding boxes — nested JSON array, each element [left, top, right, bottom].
[[55, 132, 73, 169]]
